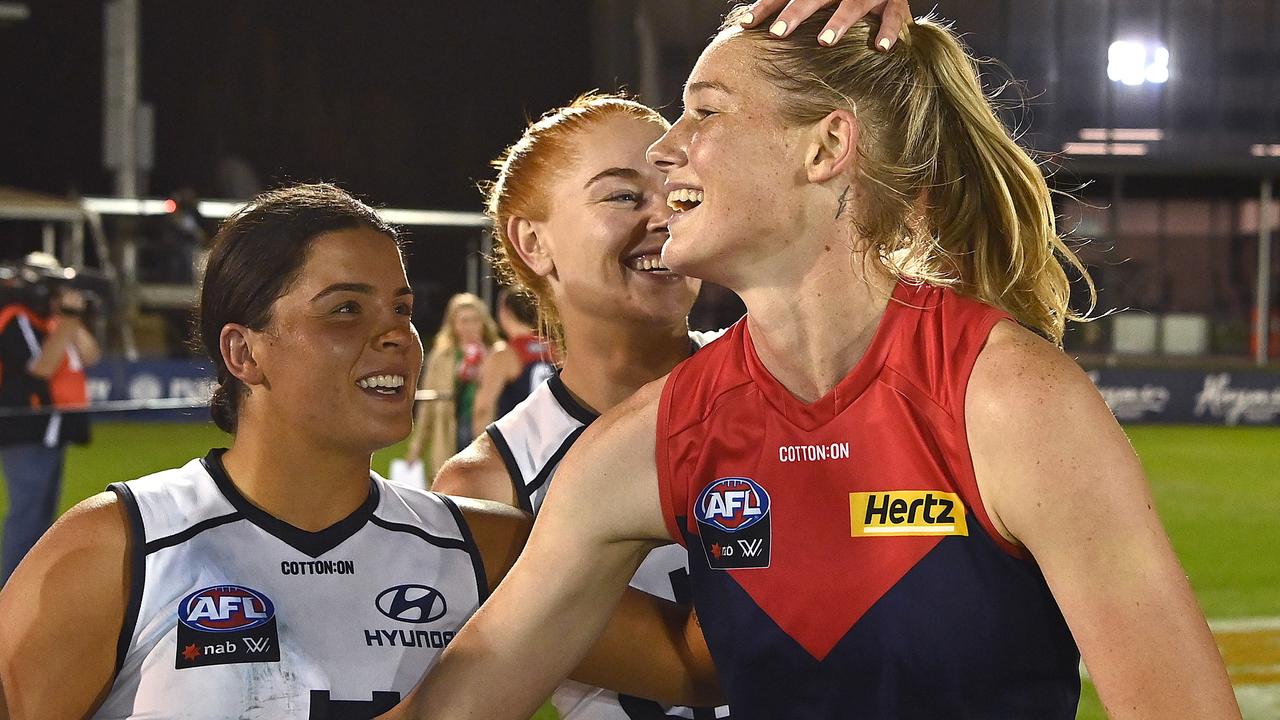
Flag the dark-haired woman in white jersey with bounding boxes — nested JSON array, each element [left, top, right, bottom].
[[0, 184, 718, 719]]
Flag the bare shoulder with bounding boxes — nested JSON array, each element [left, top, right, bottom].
[[540, 377, 668, 543], [966, 320, 1144, 545], [432, 433, 518, 506], [450, 496, 531, 590], [0, 492, 132, 717], [2, 491, 130, 593], [967, 321, 1104, 427]]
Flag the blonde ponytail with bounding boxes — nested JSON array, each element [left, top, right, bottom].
[[721, 6, 1093, 345]]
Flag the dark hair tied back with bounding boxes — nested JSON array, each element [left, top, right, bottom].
[[196, 183, 399, 433]]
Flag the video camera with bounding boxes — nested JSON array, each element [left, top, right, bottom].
[[0, 252, 102, 318]]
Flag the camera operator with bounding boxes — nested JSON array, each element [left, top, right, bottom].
[[0, 253, 100, 585]]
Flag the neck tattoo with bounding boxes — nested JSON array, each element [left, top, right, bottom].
[[835, 185, 850, 219]]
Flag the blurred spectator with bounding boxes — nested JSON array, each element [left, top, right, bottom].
[[0, 253, 100, 584], [142, 188, 207, 285], [405, 293, 500, 479], [470, 289, 558, 438]]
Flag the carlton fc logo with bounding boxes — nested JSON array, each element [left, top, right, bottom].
[[375, 584, 448, 624], [694, 477, 772, 570], [178, 585, 275, 632]]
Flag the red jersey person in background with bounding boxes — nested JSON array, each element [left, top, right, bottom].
[[469, 290, 557, 437], [0, 253, 100, 584]]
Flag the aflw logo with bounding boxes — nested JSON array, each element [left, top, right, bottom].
[[849, 491, 969, 537]]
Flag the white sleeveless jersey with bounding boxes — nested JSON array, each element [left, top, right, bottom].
[[94, 450, 486, 720], [487, 330, 730, 720]]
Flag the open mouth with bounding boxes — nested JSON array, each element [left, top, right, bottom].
[[356, 373, 407, 397], [666, 188, 704, 213], [624, 252, 671, 273]]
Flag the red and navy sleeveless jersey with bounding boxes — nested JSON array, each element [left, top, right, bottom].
[[656, 281, 1079, 719], [497, 334, 556, 420]]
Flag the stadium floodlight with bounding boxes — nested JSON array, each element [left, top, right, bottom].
[[1108, 41, 1169, 86]]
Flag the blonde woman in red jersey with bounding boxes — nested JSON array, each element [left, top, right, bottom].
[[398, 4, 1239, 720]]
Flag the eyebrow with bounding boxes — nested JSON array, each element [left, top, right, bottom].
[[687, 80, 734, 96], [583, 167, 641, 190], [311, 283, 414, 301]]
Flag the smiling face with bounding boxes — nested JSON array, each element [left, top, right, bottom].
[[526, 114, 700, 331], [647, 33, 819, 288], [245, 227, 422, 455]]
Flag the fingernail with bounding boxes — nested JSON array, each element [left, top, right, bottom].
[[877, 37, 892, 51], [741, 11, 754, 25], [819, 28, 837, 45], [769, 20, 787, 37]]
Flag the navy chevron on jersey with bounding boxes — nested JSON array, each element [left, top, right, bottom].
[[657, 282, 1080, 719], [486, 330, 728, 720], [93, 449, 486, 720]]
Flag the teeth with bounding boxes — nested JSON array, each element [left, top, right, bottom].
[[356, 374, 406, 390], [626, 253, 669, 272], [666, 188, 705, 212]]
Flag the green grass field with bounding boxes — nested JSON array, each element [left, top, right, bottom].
[[2, 422, 1277, 718]]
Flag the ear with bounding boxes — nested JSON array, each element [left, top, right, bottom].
[[506, 216, 555, 277], [804, 108, 859, 184], [219, 323, 266, 388]]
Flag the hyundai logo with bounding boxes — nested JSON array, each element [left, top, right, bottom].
[[375, 584, 447, 624]]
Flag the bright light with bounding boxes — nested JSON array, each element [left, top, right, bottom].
[[82, 196, 490, 227], [1063, 142, 1149, 156], [1108, 41, 1169, 86], [1080, 128, 1165, 142]]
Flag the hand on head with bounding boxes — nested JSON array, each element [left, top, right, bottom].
[[738, 0, 911, 49]]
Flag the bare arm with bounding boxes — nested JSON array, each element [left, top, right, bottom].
[[571, 592, 721, 707], [26, 319, 83, 379], [452, 496, 532, 595], [437, 426, 721, 706], [968, 322, 1239, 719], [0, 492, 132, 718], [740, 0, 911, 49], [469, 346, 515, 438], [431, 434, 521, 507], [393, 381, 674, 719]]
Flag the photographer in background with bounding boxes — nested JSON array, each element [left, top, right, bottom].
[[0, 252, 100, 585]]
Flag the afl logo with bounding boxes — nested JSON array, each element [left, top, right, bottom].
[[376, 584, 448, 624], [695, 477, 770, 532], [177, 585, 275, 633]]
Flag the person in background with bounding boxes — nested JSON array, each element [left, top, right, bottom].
[[405, 293, 501, 479], [0, 252, 100, 585], [468, 289, 557, 438]]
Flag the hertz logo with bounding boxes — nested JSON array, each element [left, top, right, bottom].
[[849, 491, 969, 537]]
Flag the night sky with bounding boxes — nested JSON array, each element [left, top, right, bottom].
[[1, 1, 596, 208]]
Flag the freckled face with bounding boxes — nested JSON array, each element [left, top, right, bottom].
[[647, 34, 811, 288], [249, 228, 422, 455], [532, 114, 700, 328]]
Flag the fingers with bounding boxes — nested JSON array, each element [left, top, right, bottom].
[[872, 0, 912, 51], [820, 0, 881, 46], [737, 0, 788, 28], [738, 0, 910, 49], [767, 0, 836, 38]]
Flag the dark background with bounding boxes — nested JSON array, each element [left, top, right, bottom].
[[0, 1, 596, 207]]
